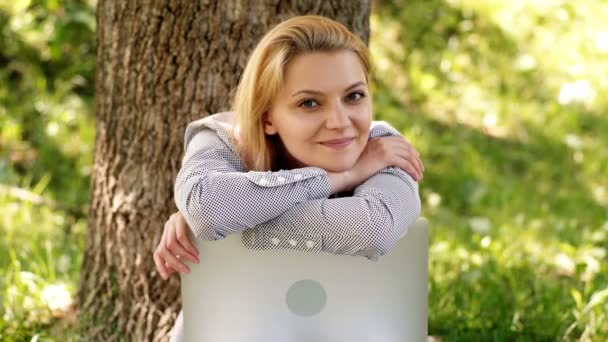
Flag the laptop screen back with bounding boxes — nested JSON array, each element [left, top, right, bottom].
[[181, 218, 429, 342]]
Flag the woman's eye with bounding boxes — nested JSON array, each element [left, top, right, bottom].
[[346, 92, 365, 101], [300, 99, 319, 108]]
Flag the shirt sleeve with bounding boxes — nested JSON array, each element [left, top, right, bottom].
[[244, 166, 421, 262], [174, 128, 333, 240]]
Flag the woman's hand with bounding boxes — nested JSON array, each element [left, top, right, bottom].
[[356, 135, 423, 180], [153, 212, 199, 280], [330, 136, 424, 193]]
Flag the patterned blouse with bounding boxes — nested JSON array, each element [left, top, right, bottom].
[[174, 112, 421, 262]]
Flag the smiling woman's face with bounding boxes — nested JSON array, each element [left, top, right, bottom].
[[264, 50, 372, 173]]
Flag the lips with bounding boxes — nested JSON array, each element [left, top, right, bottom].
[[320, 137, 355, 148]]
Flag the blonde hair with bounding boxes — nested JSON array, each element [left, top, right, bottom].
[[229, 15, 371, 171]]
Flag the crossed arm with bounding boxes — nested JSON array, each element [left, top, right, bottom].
[[155, 119, 423, 278], [174, 128, 421, 261]]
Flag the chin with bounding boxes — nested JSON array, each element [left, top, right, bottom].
[[318, 159, 357, 173]]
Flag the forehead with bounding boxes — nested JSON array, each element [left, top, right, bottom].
[[281, 50, 367, 92]]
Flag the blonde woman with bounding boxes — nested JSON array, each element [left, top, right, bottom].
[[153, 15, 424, 341]]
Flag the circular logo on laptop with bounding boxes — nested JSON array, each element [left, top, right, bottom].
[[285, 279, 327, 316]]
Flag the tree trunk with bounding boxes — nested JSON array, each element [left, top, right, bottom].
[[79, 0, 370, 340]]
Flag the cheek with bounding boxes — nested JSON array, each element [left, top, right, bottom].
[[348, 103, 372, 127], [360, 106, 373, 127], [281, 120, 316, 143], [278, 127, 316, 159], [281, 128, 309, 147]]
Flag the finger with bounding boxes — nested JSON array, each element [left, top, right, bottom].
[[379, 138, 422, 179], [396, 158, 421, 181], [400, 142, 424, 176], [154, 251, 170, 280], [176, 229, 199, 264], [391, 146, 422, 179], [175, 216, 199, 257], [154, 227, 172, 279], [161, 250, 191, 274], [394, 137, 422, 166], [402, 160, 422, 182], [161, 225, 191, 274], [406, 145, 424, 173], [410, 152, 424, 177], [406, 144, 424, 172], [167, 229, 199, 264], [165, 262, 178, 275]]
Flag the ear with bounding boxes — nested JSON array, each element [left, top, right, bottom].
[[263, 112, 278, 135]]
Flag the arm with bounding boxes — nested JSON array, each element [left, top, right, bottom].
[[174, 129, 334, 240], [176, 115, 423, 251], [245, 166, 421, 262]]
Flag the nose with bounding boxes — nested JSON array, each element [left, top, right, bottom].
[[325, 102, 350, 130]]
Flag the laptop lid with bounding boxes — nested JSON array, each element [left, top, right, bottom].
[[181, 218, 429, 342]]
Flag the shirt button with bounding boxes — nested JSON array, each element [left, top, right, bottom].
[[277, 176, 286, 183], [288, 239, 297, 246], [294, 174, 302, 180], [271, 238, 280, 245], [259, 178, 269, 186], [306, 240, 316, 248]]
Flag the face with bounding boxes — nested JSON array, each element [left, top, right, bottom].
[[264, 50, 372, 173]]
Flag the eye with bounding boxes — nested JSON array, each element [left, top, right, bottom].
[[299, 99, 319, 108], [346, 91, 365, 102]]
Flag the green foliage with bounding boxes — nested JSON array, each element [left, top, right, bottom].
[[372, 0, 608, 340], [0, 0, 95, 339], [0, 0, 96, 207], [1, 0, 607, 340], [0, 189, 86, 340]]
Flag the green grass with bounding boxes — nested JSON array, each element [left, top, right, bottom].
[[0, 184, 86, 341], [1, 0, 607, 340], [371, 0, 608, 340]]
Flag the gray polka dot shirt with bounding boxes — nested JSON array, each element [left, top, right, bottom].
[[174, 112, 421, 262]]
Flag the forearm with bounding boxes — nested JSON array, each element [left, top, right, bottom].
[[246, 168, 421, 261], [175, 163, 332, 240], [326, 171, 356, 194]]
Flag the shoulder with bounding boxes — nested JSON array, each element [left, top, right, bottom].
[[183, 111, 235, 150], [181, 111, 245, 169], [368, 119, 402, 139]]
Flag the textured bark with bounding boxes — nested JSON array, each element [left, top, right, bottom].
[[80, 0, 370, 340]]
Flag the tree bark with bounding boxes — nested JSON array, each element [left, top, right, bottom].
[[80, 0, 370, 340]]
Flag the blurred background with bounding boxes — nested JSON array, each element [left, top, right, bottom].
[[0, 0, 606, 340]]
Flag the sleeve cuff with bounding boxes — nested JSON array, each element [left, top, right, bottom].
[[244, 167, 332, 197], [305, 172, 332, 200]]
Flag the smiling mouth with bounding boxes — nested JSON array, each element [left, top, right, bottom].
[[319, 138, 355, 149]]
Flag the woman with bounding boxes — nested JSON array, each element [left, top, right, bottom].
[[153, 15, 424, 341]]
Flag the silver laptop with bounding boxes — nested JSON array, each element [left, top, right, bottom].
[[180, 218, 429, 342]]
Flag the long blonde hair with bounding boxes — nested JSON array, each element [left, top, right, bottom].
[[229, 15, 371, 171]]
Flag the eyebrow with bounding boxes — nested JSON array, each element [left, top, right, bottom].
[[291, 81, 366, 97]]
